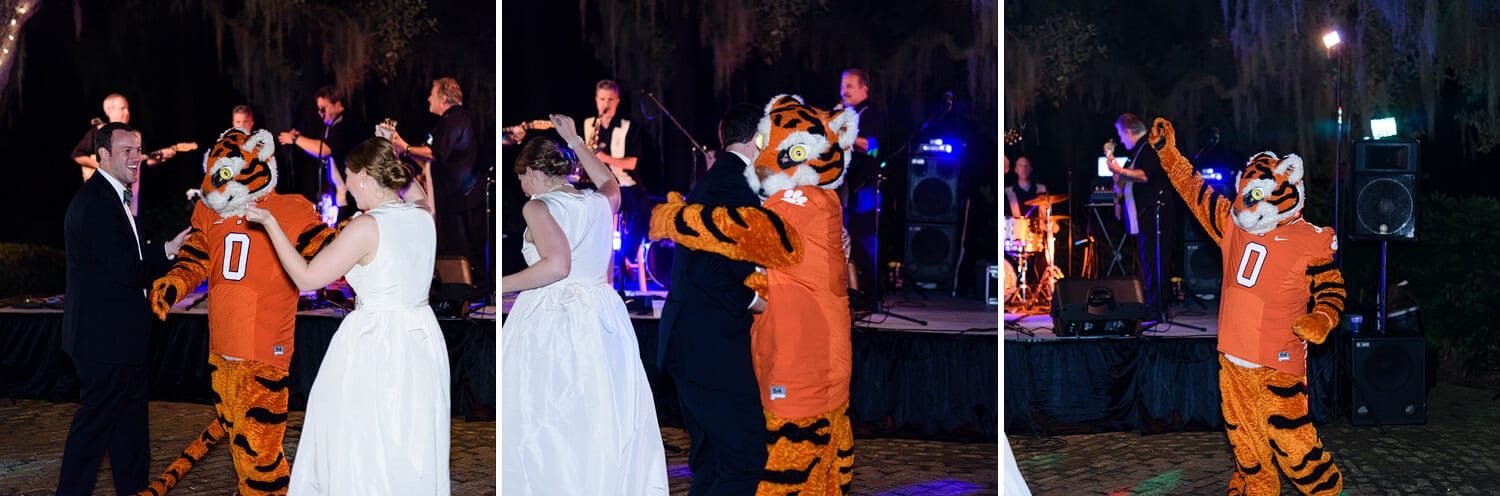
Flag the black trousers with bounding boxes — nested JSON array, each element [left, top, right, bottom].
[[666, 344, 767, 495], [57, 358, 150, 496]]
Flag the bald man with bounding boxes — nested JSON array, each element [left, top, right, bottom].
[[70, 94, 176, 214]]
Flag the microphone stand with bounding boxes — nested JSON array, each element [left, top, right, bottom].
[[1142, 188, 1205, 333], [640, 90, 710, 185]]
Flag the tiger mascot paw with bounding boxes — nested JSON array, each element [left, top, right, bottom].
[[1148, 117, 1176, 152], [744, 270, 768, 302], [150, 273, 194, 320], [648, 192, 689, 243], [1293, 312, 1336, 345]]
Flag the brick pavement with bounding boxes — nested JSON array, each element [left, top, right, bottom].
[[0, 400, 494, 495], [661, 428, 999, 495], [1011, 382, 1500, 495], [0, 399, 996, 495]]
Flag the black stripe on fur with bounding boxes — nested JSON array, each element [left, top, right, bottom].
[[244, 407, 288, 425], [762, 456, 820, 485], [1269, 414, 1313, 430], [767, 418, 832, 445], [1267, 382, 1307, 398]]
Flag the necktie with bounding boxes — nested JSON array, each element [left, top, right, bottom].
[[122, 188, 133, 208]]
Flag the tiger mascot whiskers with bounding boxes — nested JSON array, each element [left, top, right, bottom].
[[1149, 118, 1345, 496], [651, 94, 857, 495], [140, 127, 336, 496]]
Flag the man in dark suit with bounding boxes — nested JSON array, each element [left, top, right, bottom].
[[58, 122, 185, 495], [658, 105, 769, 496]]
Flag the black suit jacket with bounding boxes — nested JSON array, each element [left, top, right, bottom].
[[62, 173, 169, 366], [658, 151, 761, 388]]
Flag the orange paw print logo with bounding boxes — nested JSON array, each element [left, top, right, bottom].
[[781, 189, 808, 207]]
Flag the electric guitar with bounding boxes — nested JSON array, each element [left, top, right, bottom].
[[375, 118, 437, 212], [1103, 139, 1138, 227]]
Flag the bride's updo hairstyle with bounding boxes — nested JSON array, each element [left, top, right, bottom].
[[347, 137, 413, 190], [514, 137, 575, 178]]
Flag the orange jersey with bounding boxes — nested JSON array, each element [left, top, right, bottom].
[[194, 194, 324, 371], [1217, 219, 1337, 376], [752, 186, 852, 419]]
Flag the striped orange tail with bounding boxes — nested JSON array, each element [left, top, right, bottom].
[[135, 417, 228, 496]]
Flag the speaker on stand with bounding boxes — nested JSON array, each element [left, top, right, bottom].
[[903, 139, 962, 288], [1349, 139, 1419, 334]]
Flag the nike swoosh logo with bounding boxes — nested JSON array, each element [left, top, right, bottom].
[[1274, 236, 1289, 241]]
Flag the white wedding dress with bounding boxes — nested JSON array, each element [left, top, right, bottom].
[[501, 190, 668, 495], [289, 203, 451, 495]]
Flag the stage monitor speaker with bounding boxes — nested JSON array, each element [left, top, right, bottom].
[[906, 149, 961, 223], [1183, 241, 1222, 296], [1051, 277, 1149, 337], [1350, 140, 1418, 241], [903, 222, 958, 284], [1349, 335, 1427, 426], [432, 255, 475, 319], [436, 255, 474, 285]]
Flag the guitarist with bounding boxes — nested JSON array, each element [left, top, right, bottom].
[[1104, 113, 1179, 317], [70, 93, 195, 216]]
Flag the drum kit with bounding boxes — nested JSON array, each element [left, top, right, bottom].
[[1003, 193, 1069, 313]]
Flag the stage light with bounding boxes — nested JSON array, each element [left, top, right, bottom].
[[1323, 31, 1341, 49], [612, 229, 621, 251], [918, 137, 956, 154], [1371, 117, 1398, 139]]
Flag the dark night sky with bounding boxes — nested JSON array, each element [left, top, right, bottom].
[[501, 0, 998, 283], [0, 0, 495, 248]]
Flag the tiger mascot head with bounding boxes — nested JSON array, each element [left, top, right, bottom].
[[200, 127, 278, 218], [1231, 151, 1307, 235], [746, 94, 860, 198]]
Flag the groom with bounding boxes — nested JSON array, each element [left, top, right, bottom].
[[658, 104, 770, 495]]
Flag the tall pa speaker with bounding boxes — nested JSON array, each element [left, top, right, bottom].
[[1350, 139, 1418, 241], [1349, 335, 1427, 426], [904, 222, 958, 284], [1051, 277, 1150, 336], [906, 139, 962, 223], [1181, 217, 1221, 296]]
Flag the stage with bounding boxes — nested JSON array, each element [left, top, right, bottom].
[[0, 298, 496, 416], [502, 291, 1000, 441], [1004, 301, 1344, 436]]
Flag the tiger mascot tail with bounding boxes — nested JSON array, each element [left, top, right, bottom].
[[1148, 118, 1345, 496], [141, 127, 336, 496]]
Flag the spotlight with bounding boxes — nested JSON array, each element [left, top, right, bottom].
[[1371, 117, 1398, 139], [1323, 31, 1342, 49]]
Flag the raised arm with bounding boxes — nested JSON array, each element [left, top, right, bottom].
[[550, 114, 621, 213], [1146, 118, 1232, 245], [500, 200, 571, 293]]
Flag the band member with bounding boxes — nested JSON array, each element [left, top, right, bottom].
[[836, 68, 885, 292], [69, 93, 177, 215], [231, 105, 255, 132], [391, 77, 482, 286], [1005, 155, 1048, 217], [582, 79, 645, 266], [1104, 113, 1180, 316], [278, 85, 357, 211]]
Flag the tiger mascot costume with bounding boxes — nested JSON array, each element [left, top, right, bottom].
[[139, 128, 337, 496], [652, 94, 857, 495], [1148, 118, 1346, 495]]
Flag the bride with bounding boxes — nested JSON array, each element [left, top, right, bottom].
[[500, 114, 668, 495], [246, 137, 450, 494]]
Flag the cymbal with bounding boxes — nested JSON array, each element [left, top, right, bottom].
[[1025, 194, 1070, 207]]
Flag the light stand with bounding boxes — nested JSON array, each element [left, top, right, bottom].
[[1142, 189, 1205, 333]]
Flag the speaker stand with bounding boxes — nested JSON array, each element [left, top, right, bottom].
[[853, 169, 927, 327]]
